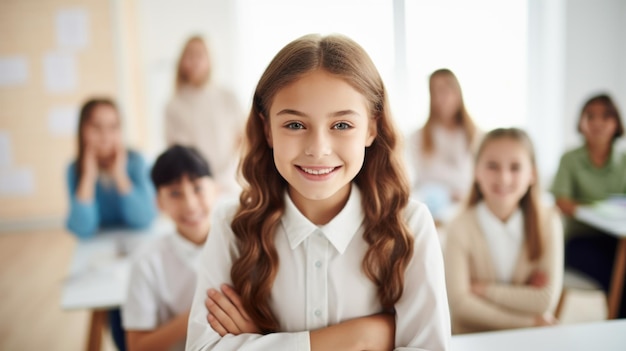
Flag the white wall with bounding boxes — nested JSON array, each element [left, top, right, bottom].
[[563, 0, 626, 149]]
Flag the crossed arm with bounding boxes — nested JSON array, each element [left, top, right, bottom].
[[204, 284, 396, 351]]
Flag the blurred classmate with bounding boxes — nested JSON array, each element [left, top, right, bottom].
[[407, 68, 479, 221], [165, 36, 244, 195], [186, 34, 450, 350], [65, 98, 157, 351], [551, 94, 626, 317], [123, 145, 218, 351], [445, 128, 563, 334], [66, 98, 157, 238]]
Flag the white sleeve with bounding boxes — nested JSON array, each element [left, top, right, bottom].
[[394, 202, 451, 351], [122, 256, 160, 330], [186, 202, 311, 351]]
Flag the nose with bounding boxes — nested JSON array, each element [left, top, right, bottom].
[[497, 169, 512, 185], [304, 129, 332, 158], [182, 191, 199, 211]]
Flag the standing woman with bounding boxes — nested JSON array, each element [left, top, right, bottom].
[[66, 98, 157, 351], [551, 93, 626, 318], [407, 69, 479, 221], [165, 36, 245, 195]]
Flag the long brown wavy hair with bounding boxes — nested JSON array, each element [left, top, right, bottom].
[[231, 34, 414, 333], [467, 128, 543, 261], [421, 68, 477, 155]]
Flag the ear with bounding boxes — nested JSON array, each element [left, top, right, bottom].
[[365, 118, 377, 147], [260, 113, 273, 148]]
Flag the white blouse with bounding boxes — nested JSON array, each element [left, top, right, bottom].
[[186, 184, 450, 350], [475, 202, 524, 284], [407, 126, 474, 198], [165, 85, 244, 195]]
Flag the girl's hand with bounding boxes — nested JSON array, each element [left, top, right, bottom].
[[534, 313, 558, 327], [111, 144, 128, 179], [110, 145, 131, 193], [205, 285, 260, 336], [471, 281, 486, 297], [82, 145, 99, 182], [527, 269, 548, 288]]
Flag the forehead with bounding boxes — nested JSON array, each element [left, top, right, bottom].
[[584, 101, 611, 114], [480, 138, 530, 160], [269, 70, 369, 117], [89, 105, 118, 123]]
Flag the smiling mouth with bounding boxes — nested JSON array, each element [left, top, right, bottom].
[[298, 166, 338, 175]]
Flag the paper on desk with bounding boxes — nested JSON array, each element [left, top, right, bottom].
[[0, 56, 29, 87], [43, 52, 77, 93], [56, 8, 90, 50]]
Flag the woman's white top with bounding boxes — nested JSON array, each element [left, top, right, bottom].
[[475, 202, 524, 284], [165, 84, 245, 195], [186, 184, 450, 350], [407, 125, 474, 198]]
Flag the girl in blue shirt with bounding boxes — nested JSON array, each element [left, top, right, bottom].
[[66, 98, 156, 239]]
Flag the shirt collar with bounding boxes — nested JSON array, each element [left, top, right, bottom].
[[580, 144, 618, 170], [476, 201, 523, 239], [282, 183, 364, 254]]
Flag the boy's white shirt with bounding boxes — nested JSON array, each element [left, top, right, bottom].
[[186, 184, 451, 351], [475, 201, 524, 284], [122, 231, 203, 351]]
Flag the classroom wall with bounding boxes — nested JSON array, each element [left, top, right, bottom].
[[0, 0, 120, 229], [563, 0, 626, 149]]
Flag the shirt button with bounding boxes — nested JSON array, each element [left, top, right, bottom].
[[315, 260, 322, 268], [314, 309, 322, 317]]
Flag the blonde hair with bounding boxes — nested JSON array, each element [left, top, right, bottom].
[[421, 68, 477, 155], [467, 128, 543, 260], [175, 36, 211, 90], [231, 34, 414, 332]]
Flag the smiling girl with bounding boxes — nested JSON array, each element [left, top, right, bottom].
[[444, 128, 563, 334], [186, 34, 450, 350]]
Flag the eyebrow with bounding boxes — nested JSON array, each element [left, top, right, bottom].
[[275, 109, 361, 118]]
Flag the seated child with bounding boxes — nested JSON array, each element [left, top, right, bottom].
[[445, 128, 563, 334], [122, 145, 217, 351]]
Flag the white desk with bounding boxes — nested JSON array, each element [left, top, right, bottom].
[[576, 205, 626, 319], [451, 320, 626, 351], [61, 220, 171, 350]]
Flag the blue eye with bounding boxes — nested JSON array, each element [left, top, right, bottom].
[[286, 122, 305, 130], [333, 122, 352, 130]]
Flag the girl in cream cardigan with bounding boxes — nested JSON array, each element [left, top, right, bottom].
[[444, 128, 564, 334]]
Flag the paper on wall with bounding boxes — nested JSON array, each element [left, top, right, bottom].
[[0, 131, 11, 169], [56, 8, 90, 50], [0, 56, 29, 87], [0, 168, 35, 196], [48, 106, 79, 136], [43, 52, 77, 93]]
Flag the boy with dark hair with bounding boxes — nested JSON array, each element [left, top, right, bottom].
[[122, 145, 217, 351]]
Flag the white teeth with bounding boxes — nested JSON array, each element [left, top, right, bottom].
[[300, 167, 335, 175]]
